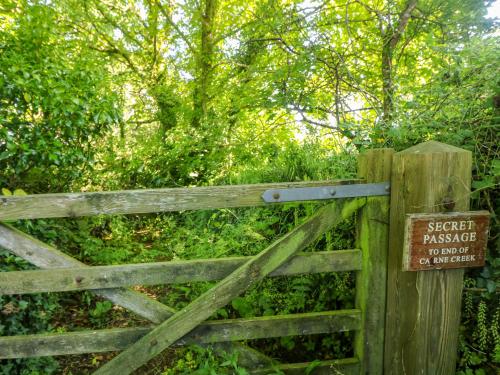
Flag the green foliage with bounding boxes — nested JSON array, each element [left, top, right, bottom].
[[89, 301, 114, 328], [0, 0, 498, 373], [0, 251, 60, 374], [0, 2, 120, 192], [374, 35, 499, 374], [458, 291, 500, 374], [161, 347, 250, 375]]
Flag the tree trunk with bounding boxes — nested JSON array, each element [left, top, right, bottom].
[[192, 0, 218, 128], [381, 39, 394, 123], [381, 0, 418, 124]]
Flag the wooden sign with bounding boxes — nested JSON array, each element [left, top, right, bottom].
[[403, 211, 490, 271]]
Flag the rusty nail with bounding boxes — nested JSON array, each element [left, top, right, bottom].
[[75, 276, 84, 284], [442, 197, 455, 210]]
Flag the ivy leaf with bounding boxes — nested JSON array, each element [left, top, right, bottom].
[[1, 188, 12, 196], [472, 177, 495, 190], [231, 297, 254, 318], [486, 279, 496, 294], [13, 189, 28, 196]]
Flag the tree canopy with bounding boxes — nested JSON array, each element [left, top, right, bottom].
[[0, 0, 498, 374]]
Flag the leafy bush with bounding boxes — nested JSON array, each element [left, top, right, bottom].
[[0, 251, 60, 374]]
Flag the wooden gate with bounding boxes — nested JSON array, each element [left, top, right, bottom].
[[0, 142, 472, 374]]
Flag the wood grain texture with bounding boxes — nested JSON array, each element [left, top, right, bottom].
[[0, 223, 274, 368], [384, 141, 471, 374], [0, 179, 360, 220], [402, 211, 490, 271], [93, 199, 366, 375], [354, 148, 393, 375], [251, 357, 360, 375], [0, 250, 361, 295], [0, 222, 175, 323], [0, 310, 360, 359]]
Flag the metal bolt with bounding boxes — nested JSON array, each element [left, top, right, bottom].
[[329, 189, 336, 196], [442, 197, 455, 210], [273, 192, 280, 200]]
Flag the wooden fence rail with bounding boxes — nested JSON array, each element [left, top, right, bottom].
[[0, 179, 360, 220], [0, 249, 361, 295], [0, 159, 397, 374], [0, 310, 360, 358]]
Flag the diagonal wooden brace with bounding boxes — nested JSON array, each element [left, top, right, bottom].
[[94, 198, 366, 374], [0, 223, 176, 322], [0, 222, 273, 368]]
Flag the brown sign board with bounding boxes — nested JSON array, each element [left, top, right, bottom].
[[403, 211, 490, 271]]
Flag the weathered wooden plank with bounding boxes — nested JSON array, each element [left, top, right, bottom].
[[0, 250, 361, 295], [0, 310, 360, 359], [354, 148, 393, 375], [0, 222, 175, 323], [384, 141, 471, 374], [0, 179, 360, 220], [0, 223, 275, 368], [251, 358, 360, 375], [94, 199, 366, 374]]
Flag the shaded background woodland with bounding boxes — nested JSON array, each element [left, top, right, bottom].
[[0, 0, 498, 374]]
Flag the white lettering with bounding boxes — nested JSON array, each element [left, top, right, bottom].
[[433, 256, 449, 264]]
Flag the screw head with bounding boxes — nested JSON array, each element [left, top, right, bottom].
[[273, 192, 280, 200]]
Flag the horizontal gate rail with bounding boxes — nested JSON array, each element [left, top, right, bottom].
[[0, 250, 361, 295], [0, 179, 363, 220], [0, 174, 391, 374], [0, 222, 275, 368], [93, 200, 365, 374], [0, 222, 176, 323], [0, 310, 360, 359], [251, 358, 361, 375]]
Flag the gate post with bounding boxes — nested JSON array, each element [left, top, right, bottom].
[[355, 148, 394, 374], [384, 141, 472, 374]]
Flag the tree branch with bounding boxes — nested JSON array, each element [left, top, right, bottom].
[[155, 0, 196, 55], [390, 0, 419, 48]]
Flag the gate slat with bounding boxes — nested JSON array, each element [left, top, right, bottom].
[[0, 310, 360, 359], [0, 223, 275, 369], [0, 223, 176, 322], [251, 358, 360, 375], [0, 250, 361, 295], [94, 199, 365, 375], [0, 179, 360, 220]]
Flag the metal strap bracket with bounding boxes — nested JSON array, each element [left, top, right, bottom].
[[262, 182, 390, 203]]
